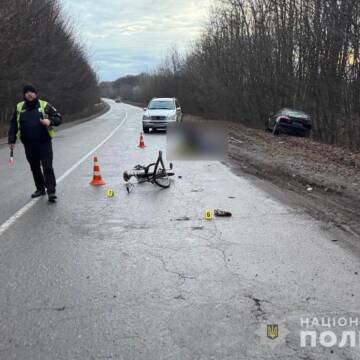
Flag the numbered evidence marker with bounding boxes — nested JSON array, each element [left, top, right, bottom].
[[204, 210, 213, 220], [107, 188, 115, 198]]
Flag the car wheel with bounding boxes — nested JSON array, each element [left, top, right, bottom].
[[143, 126, 150, 134], [273, 123, 280, 135]]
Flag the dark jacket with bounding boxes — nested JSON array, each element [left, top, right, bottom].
[[8, 99, 62, 144]]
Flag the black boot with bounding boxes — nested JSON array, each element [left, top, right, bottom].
[[48, 192, 57, 203], [31, 189, 46, 198]]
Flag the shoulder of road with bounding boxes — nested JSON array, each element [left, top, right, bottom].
[[185, 114, 360, 238]]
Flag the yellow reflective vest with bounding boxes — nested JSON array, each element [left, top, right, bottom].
[[16, 100, 55, 139]]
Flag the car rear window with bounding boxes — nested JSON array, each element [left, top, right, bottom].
[[278, 109, 309, 118]]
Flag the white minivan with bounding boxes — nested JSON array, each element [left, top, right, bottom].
[[142, 98, 182, 133]]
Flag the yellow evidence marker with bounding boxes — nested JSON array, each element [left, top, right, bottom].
[[106, 188, 115, 198], [204, 210, 213, 220]]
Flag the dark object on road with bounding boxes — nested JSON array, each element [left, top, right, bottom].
[[192, 226, 204, 230], [125, 183, 135, 194], [123, 150, 175, 191], [266, 108, 312, 137], [174, 216, 191, 221], [8, 148, 14, 166], [214, 209, 232, 217]]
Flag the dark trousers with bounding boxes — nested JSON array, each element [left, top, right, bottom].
[[23, 141, 56, 194]]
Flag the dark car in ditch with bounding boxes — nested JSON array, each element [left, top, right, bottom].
[[266, 108, 312, 137]]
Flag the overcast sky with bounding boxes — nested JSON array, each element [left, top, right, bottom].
[[61, 0, 212, 81]]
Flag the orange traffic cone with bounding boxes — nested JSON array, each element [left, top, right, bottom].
[[90, 156, 106, 186], [138, 132, 146, 148]]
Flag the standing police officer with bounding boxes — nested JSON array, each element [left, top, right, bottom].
[[8, 85, 62, 202]]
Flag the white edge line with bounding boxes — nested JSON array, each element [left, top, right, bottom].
[[0, 109, 128, 237]]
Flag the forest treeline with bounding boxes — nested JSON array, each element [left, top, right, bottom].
[[0, 0, 99, 135], [101, 0, 360, 150]]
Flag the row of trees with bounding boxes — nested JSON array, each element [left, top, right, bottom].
[[100, 75, 144, 103], [0, 0, 100, 135], [102, 0, 360, 150]]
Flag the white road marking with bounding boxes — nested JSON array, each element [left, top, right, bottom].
[[0, 109, 128, 237]]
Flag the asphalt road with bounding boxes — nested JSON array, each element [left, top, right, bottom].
[[0, 100, 359, 359]]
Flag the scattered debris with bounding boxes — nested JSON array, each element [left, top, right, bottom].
[[191, 226, 204, 230], [214, 209, 232, 217], [229, 136, 244, 145], [174, 216, 191, 221], [174, 294, 186, 300], [8, 148, 14, 167], [250, 296, 266, 320], [125, 183, 134, 194], [56, 306, 66, 312]]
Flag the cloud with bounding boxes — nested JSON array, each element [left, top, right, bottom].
[[61, 0, 212, 80]]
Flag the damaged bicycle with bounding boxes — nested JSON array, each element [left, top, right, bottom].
[[123, 151, 175, 192]]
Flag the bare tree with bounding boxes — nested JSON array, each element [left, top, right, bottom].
[[0, 0, 100, 136], [105, 0, 360, 150]]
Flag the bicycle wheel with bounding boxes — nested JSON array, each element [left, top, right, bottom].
[[153, 152, 171, 188]]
